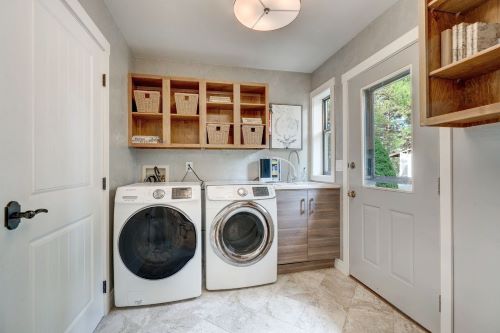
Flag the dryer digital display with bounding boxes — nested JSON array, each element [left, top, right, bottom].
[[172, 187, 192, 199], [252, 187, 270, 197]]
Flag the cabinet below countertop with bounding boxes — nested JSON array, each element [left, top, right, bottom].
[[277, 188, 340, 274]]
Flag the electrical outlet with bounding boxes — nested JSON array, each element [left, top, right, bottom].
[[185, 162, 194, 172]]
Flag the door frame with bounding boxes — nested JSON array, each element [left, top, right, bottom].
[[59, 0, 111, 314], [340, 27, 453, 332]]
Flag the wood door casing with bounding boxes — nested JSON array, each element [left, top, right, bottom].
[[307, 189, 341, 261], [276, 190, 308, 264]]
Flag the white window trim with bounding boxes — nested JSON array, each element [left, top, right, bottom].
[[310, 78, 335, 183]]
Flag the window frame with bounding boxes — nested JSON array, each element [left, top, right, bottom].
[[361, 66, 415, 193], [310, 78, 335, 183]]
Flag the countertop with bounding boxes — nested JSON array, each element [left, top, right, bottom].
[[272, 182, 341, 190]]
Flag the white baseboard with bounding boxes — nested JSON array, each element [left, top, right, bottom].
[[334, 259, 349, 276], [105, 289, 114, 314]]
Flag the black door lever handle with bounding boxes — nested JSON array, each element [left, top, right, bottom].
[[4, 201, 48, 230], [13, 208, 49, 219]]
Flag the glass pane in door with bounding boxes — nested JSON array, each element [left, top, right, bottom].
[[364, 70, 413, 191]]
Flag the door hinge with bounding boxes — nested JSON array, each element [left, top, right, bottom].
[[438, 177, 441, 195], [102, 177, 107, 191], [102, 280, 107, 294], [102, 73, 107, 87], [438, 294, 441, 313]]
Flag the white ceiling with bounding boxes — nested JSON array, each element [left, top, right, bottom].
[[104, 0, 400, 73]]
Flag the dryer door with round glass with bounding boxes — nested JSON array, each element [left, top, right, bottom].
[[119, 206, 197, 280], [212, 202, 274, 266]]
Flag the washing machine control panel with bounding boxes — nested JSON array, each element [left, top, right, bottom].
[[152, 189, 166, 199]]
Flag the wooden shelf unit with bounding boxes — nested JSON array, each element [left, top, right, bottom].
[[128, 74, 269, 148], [420, 0, 500, 127]]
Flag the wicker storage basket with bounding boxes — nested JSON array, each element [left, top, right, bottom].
[[134, 90, 161, 113], [207, 124, 230, 145], [175, 93, 199, 115], [242, 124, 264, 145]]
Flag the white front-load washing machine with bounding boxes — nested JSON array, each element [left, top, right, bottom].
[[114, 183, 202, 307], [204, 182, 277, 290]]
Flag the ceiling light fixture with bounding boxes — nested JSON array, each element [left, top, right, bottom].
[[234, 0, 301, 31]]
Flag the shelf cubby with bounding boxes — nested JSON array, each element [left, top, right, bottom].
[[129, 74, 164, 145], [420, 0, 500, 127], [128, 75, 269, 149]]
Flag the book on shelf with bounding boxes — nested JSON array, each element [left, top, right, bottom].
[[471, 22, 500, 54], [452, 25, 458, 62], [449, 22, 500, 64], [441, 29, 453, 67], [457, 23, 469, 61]]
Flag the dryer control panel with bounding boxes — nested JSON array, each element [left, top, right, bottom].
[[206, 184, 275, 201]]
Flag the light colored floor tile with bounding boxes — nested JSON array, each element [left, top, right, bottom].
[[320, 269, 358, 310], [262, 294, 306, 325], [393, 312, 427, 333], [350, 284, 394, 314], [343, 308, 394, 333], [95, 268, 428, 333]]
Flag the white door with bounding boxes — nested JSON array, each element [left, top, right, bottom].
[[347, 42, 440, 331], [0, 0, 108, 332]]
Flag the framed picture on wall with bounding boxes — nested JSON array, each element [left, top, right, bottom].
[[270, 104, 303, 150]]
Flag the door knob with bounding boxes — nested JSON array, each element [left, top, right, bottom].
[[347, 190, 357, 198], [348, 162, 356, 169], [5, 201, 48, 230]]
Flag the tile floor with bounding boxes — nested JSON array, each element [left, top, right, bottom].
[[95, 268, 426, 333]]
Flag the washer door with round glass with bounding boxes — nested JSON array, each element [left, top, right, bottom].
[[119, 206, 197, 280], [212, 202, 274, 266]]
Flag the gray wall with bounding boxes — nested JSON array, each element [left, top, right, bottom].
[[78, 0, 136, 290], [311, 0, 418, 182], [132, 57, 311, 182], [453, 124, 500, 333]]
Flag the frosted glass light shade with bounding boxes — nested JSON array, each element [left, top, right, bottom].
[[234, 0, 301, 31]]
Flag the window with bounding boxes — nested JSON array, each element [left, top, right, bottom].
[[322, 97, 332, 175], [364, 70, 413, 191], [310, 78, 335, 182]]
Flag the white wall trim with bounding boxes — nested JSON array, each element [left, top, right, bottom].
[[440, 128, 454, 333], [64, 0, 111, 316], [64, 0, 110, 54], [339, 27, 419, 278], [310, 78, 336, 183]]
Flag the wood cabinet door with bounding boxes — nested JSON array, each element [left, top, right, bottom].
[[307, 189, 341, 261], [276, 190, 308, 264]]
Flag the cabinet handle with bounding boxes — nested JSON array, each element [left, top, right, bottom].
[[300, 199, 305, 215], [309, 198, 314, 215]]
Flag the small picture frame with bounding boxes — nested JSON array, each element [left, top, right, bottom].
[[270, 104, 303, 150], [142, 165, 169, 183]]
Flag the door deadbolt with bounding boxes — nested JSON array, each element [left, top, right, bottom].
[[347, 190, 357, 198]]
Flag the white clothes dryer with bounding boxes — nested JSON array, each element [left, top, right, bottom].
[[204, 182, 277, 290]]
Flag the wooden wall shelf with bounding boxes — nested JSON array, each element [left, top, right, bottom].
[[128, 74, 269, 149], [428, 0, 487, 13], [420, 0, 500, 127], [429, 44, 500, 79]]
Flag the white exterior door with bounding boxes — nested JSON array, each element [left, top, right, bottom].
[[347, 43, 440, 332], [0, 0, 109, 332]]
